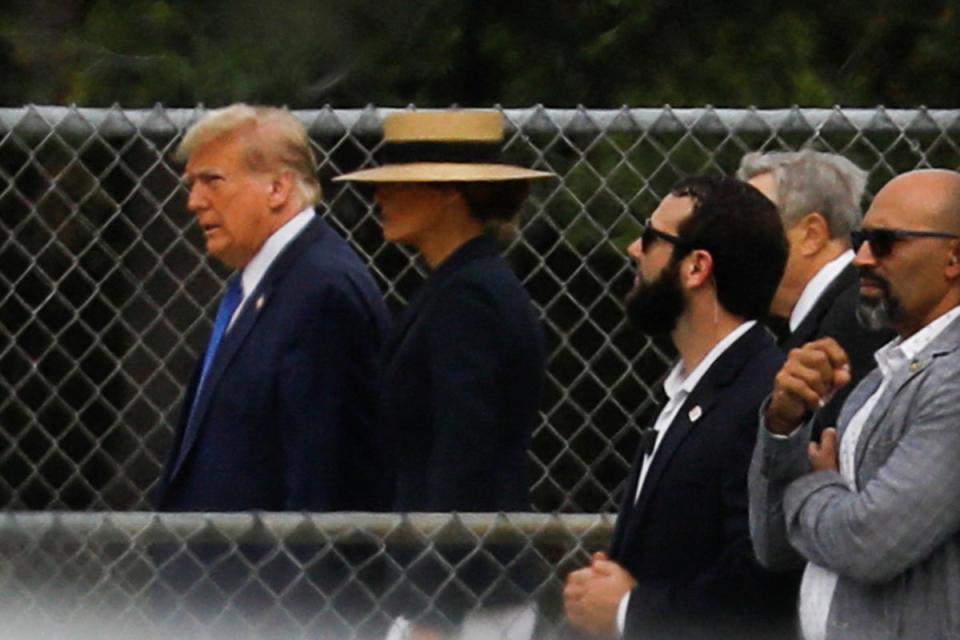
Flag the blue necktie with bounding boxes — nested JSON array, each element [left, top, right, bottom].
[[177, 275, 243, 470], [195, 275, 244, 398]]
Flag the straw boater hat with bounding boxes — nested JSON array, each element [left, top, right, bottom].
[[333, 111, 553, 183]]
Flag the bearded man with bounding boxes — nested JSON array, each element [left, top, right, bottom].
[[564, 176, 798, 640]]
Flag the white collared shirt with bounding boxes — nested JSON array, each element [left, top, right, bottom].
[[799, 304, 960, 640], [227, 207, 315, 329], [790, 251, 854, 332], [617, 320, 757, 635]]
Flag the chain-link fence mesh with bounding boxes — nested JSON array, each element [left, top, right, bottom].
[[0, 511, 610, 640], [2, 106, 960, 513]]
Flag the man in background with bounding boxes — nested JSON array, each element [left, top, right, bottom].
[[565, 176, 795, 639], [738, 150, 893, 434]]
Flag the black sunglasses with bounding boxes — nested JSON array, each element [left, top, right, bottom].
[[850, 227, 960, 258], [641, 223, 689, 252]]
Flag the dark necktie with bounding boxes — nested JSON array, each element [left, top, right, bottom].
[[195, 275, 244, 398], [639, 383, 668, 457], [639, 427, 659, 457], [176, 275, 244, 470]]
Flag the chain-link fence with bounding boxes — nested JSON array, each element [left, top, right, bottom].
[[0, 511, 610, 640], [2, 106, 960, 513]]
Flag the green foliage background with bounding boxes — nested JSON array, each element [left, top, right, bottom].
[[3, 0, 960, 107]]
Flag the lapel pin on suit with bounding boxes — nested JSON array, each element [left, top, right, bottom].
[[688, 405, 702, 422], [256, 294, 266, 311]]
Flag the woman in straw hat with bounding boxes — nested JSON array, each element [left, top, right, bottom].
[[336, 111, 551, 636], [336, 110, 552, 514]]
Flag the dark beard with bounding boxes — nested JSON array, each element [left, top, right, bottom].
[[856, 269, 902, 331], [625, 261, 685, 335]]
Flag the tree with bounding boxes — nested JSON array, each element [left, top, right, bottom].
[[2, 0, 960, 107]]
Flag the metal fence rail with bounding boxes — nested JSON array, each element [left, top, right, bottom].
[[0, 511, 611, 639], [2, 106, 960, 512]]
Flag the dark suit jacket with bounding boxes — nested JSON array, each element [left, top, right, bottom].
[[781, 263, 894, 437], [381, 234, 545, 513], [155, 215, 393, 512], [610, 324, 796, 640], [379, 234, 545, 629]]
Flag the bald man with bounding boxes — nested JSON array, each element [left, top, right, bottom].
[[749, 169, 960, 639]]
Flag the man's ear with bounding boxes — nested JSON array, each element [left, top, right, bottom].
[[946, 245, 960, 279], [267, 171, 296, 210], [683, 250, 714, 288], [795, 212, 831, 257]]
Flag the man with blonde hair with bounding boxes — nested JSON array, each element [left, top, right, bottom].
[[155, 104, 391, 512], [738, 150, 893, 434]]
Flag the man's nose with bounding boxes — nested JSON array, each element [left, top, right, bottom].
[[186, 184, 206, 213], [852, 239, 877, 268], [627, 237, 643, 262]]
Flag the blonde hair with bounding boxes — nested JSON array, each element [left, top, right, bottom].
[[176, 104, 321, 205]]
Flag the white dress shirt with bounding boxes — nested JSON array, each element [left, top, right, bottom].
[[789, 251, 854, 332], [227, 207, 315, 329], [798, 304, 960, 640], [616, 320, 758, 634]]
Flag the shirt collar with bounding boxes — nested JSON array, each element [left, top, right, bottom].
[[663, 320, 757, 400], [789, 250, 854, 331], [875, 304, 960, 378], [240, 207, 315, 298]]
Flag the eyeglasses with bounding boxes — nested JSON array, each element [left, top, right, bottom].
[[640, 223, 688, 252], [850, 227, 960, 258]]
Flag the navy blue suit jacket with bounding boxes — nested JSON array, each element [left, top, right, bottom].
[[381, 234, 545, 512], [155, 215, 393, 512], [610, 324, 795, 639], [379, 234, 545, 628]]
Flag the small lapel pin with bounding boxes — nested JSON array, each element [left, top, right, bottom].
[[255, 295, 266, 311], [909, 359, 922, 372], [688, 405, 702, 422]]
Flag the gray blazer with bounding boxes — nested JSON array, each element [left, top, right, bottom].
[[749, 313, 960, 640]]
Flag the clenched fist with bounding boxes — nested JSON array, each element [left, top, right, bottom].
[[767, 338, 851, 435]]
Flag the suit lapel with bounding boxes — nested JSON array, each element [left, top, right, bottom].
[[617, 325, 769, 547], [168, 217, 328, 482], [783, 263, 856, 349], [610, 404, 662, 556], [835, 372, 882, 438], [621, 382, 722, 546], [852, 317, 960, 476], [850, 365, 919, 479], [381, 280, 431, 365], [381, 235, 498, 368]]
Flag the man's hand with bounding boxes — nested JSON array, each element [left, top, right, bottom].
[[564, 552, 637, 638], [767, 338, 851, 435], [809, 427, 839, 472]]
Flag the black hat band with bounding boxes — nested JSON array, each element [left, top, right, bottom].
[[378, 141, 502, 165]]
